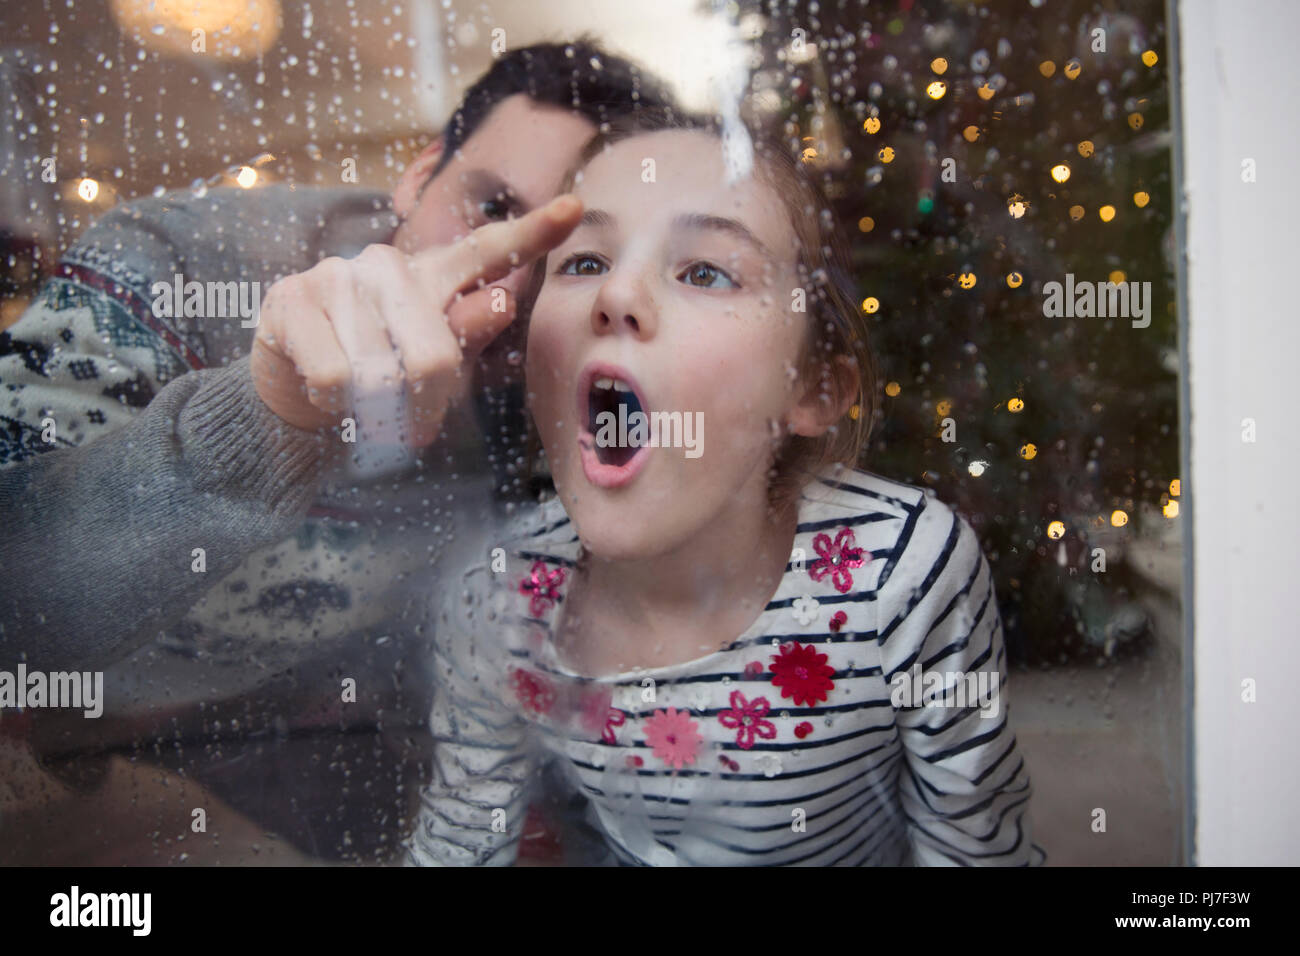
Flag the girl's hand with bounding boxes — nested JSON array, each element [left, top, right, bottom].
[[250, 194, 581, 445]]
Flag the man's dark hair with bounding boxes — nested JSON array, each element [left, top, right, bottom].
[[429, 36, 676, 183]]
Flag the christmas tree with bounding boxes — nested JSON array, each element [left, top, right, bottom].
[[736, 0, 1178, 665]]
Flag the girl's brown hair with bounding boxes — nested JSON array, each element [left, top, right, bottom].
[[520, 107, 878, 510]]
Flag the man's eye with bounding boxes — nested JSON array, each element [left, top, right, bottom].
[[479, 195, 511, 221], [679, 261, 737, 289], [558, 254, 606, 277]]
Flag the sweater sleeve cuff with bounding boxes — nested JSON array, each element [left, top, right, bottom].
[[177, 355, 342, 514]]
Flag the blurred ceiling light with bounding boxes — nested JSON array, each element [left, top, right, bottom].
[[110, 0, 282, 61], [235, 166, 258, 188], [77, 178, 99, 202]]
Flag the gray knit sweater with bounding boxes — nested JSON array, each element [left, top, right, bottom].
[[0, 185, 497, 707]]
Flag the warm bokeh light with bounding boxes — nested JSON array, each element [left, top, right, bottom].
[[926, 80, 947, 99], [1050, 163, 1071, 183], [1007, 397, 1025, 412], [1099, 204, 1117, 222], [1047, 521, 1065, 540], [1111, 509, 1129, 527], [77, 178, 99, 202], [110, 0, 283, 61], [884, 381, 901, 397], [861, 297, 880, 314], [1006, 272, 1023, 288], [236, 166, 258, 189]]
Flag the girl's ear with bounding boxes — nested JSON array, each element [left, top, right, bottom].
[[392, 136, 446, 219], [785, 354, 859, 438]]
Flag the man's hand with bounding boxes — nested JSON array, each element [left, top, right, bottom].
[[250, 194, 581, 445]]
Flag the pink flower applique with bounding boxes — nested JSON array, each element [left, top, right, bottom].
[[794, 721, 814, 739], [510, 668, 556, 716], [808, 528, 868, 594], [743, 661, 765, 679], [643, 708, 703, 770], [718, 690, 777, 750], [603, 709, 627, 745], [578, 689, 626, 745], [518, 560, 566, 617], [829, 610, 848, 633]]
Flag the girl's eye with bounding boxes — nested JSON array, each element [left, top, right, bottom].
[[679, 261, 737, 289], [558, 254, 607, 277], [479, 195, 511, 222]]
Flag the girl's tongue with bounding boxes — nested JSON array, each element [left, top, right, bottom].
[[588, 376, 645, 467]]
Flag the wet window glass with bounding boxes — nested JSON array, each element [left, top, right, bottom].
[[1, 0, 1182, 866]]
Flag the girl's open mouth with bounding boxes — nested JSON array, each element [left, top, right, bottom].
[[575, 362, 652, 488]]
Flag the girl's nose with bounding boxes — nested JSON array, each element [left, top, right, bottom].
[[591, 270, 657, 340]]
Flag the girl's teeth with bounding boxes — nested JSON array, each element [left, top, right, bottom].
[[612, 380, 631, 393], [594, 377, 615, 390]]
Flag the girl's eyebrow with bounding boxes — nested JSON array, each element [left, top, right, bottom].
[[578, 208, 771, 257], [675, 213, 771, 257]]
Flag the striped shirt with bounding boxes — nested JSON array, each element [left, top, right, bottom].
[[406, 467, 1046, 866]]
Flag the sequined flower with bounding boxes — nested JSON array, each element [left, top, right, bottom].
[[808, 528, 868, 593], [743, 661, 765, 679], [791, 594, 820, 626], [643, 708, 703, 770], [769, 641, 836, 706], [794, 721, 814, 739], [829, 610, 848, 632], [510, 668, 556, 715], [718, 690, 777, 750], [518, 560, 566, 617], [755, 753, 783, 778]]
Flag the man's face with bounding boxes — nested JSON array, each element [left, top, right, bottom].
[[391, 93, 597, 302]]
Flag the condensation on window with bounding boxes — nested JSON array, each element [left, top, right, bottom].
[[0, 0, 1182, 866]]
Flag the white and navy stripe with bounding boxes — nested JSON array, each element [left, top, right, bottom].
[[406, 467, 1046, 866]]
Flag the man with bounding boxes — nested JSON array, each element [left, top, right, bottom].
[[0, 38, 675, 861]]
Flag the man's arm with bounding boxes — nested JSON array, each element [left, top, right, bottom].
[[1, 183, 399, 673], [0, 274, 340, 672]]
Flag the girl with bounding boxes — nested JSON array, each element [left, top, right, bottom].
[[408, 108, 1045, 867]]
